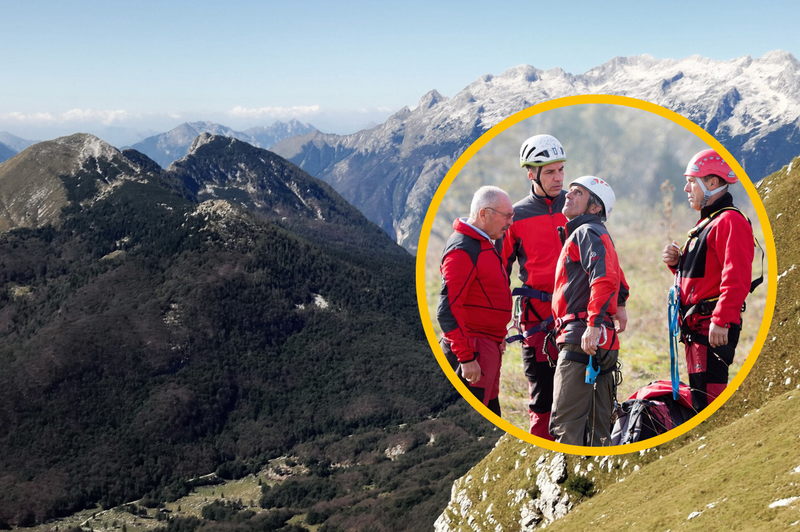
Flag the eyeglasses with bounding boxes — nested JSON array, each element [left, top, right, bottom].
[[485, 207, 514, 220]]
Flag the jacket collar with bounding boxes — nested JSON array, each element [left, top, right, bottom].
[[529, 184, 566, 206], [565, 212, 603, 236], [454, 217, 491, 242], [700, 191, 734, 219]]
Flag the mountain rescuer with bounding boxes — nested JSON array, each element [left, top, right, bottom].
[[550, 176, 629, 446], [500, 135, 627, 440], [661, 149, 754, 412], [437, 186, 514, 416]]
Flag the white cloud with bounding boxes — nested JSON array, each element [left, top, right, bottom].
[[62, 109, 130, 124], [0, 109, 131, 125], [2, 111, 56, 122], [228, 105, 321, 118]]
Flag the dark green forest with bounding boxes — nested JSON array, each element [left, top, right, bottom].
[[0, 143, 496, 531]]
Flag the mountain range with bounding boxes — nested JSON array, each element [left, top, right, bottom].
[[0, 120, 316, 170], [5, 52, 796, 253], [268, 50, 800, 251], [0, 133, 494, 530], [128, 119, 317, 169]]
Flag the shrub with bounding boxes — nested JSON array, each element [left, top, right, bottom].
[[565, 475, 595, 498]]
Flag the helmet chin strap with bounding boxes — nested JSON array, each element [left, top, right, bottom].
[[535, 166, 557, 201], [695, 178, 728, 208]]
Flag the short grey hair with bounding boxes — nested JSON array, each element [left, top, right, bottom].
[[470, 186, 510, 218]]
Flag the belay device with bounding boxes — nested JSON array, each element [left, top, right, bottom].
[[585, 356, 601, 384], [585, 326, 607, 385]]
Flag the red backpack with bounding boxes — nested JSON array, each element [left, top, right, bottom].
[[611, 380, 696, 445]]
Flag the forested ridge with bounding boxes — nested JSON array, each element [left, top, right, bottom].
[[0, 139, 496, 531]]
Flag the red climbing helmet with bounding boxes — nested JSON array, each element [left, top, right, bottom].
[[684, 149, 738, 184]]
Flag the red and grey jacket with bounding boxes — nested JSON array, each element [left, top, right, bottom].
[[499, 188, 567, 324], [670, 193, 754, 329], [437, 218, 513, 362], [552, 213, 629, 349]]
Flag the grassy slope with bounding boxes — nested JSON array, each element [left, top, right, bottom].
[[436, 155, 799, 531], [549, 390, 800, 531]]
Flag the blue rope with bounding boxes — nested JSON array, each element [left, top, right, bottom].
[[668, 285, 681, 401]]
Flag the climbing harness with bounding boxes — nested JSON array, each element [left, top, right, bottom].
[[683, 206, 765, 293], [505, 287, 553, 344], [669, 205, 764, 400]]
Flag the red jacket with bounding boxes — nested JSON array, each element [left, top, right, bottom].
[[552, 213, 629, 349], [670, 193, 754, 329], [500, 188, 566, 323], [437, 218, 512, 362]]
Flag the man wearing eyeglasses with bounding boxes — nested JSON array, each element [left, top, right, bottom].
[[437, 186, 514, 416]]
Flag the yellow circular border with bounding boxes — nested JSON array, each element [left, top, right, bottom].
[[415, 94, 777, 456]]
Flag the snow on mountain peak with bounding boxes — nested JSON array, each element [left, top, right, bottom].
[[272, 50, 800, 252], [497, 65, 541, 83], [417, 89, 447, 110]]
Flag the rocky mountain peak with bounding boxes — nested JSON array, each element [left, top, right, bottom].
[[761, 49, 798, 65], [53, 132, 122, 165], [131, 121, 318, 169], [186, 132, 219, 156], [418, 89, 447, 110], [499, 64, 541, 83], [163, 133, 405, 256], [0, 133, 152, 232]]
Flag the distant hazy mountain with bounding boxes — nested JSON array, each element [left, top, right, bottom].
[[0, 143, 14, 164], [0, 132, 37, 164], [129, 120, 316, 169], [0, 131, 37, 153], [271, 51, 800, 251], [244, 119, 316, 148]]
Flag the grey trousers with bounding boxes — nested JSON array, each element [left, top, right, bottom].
[[550, 343, 618, 446]]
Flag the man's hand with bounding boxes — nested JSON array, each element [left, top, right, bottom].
[[614, 306, 628, 333], [581, 326, 601, 355], [708, 322, 729, 348], [460, 359, 482, 384], [662, 241, 681, 267]]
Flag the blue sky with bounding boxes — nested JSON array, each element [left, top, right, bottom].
[[1, 0, 798, 145]]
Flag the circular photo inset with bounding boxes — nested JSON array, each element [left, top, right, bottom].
[[416, 95, 776, 455]]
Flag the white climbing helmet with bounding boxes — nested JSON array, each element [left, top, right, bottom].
[[519, 134, 566, 168], [569, 176, 616, 222]]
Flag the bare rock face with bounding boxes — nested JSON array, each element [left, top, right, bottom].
[[531, 453, 571, 526], [434, 437, 574, 532]]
